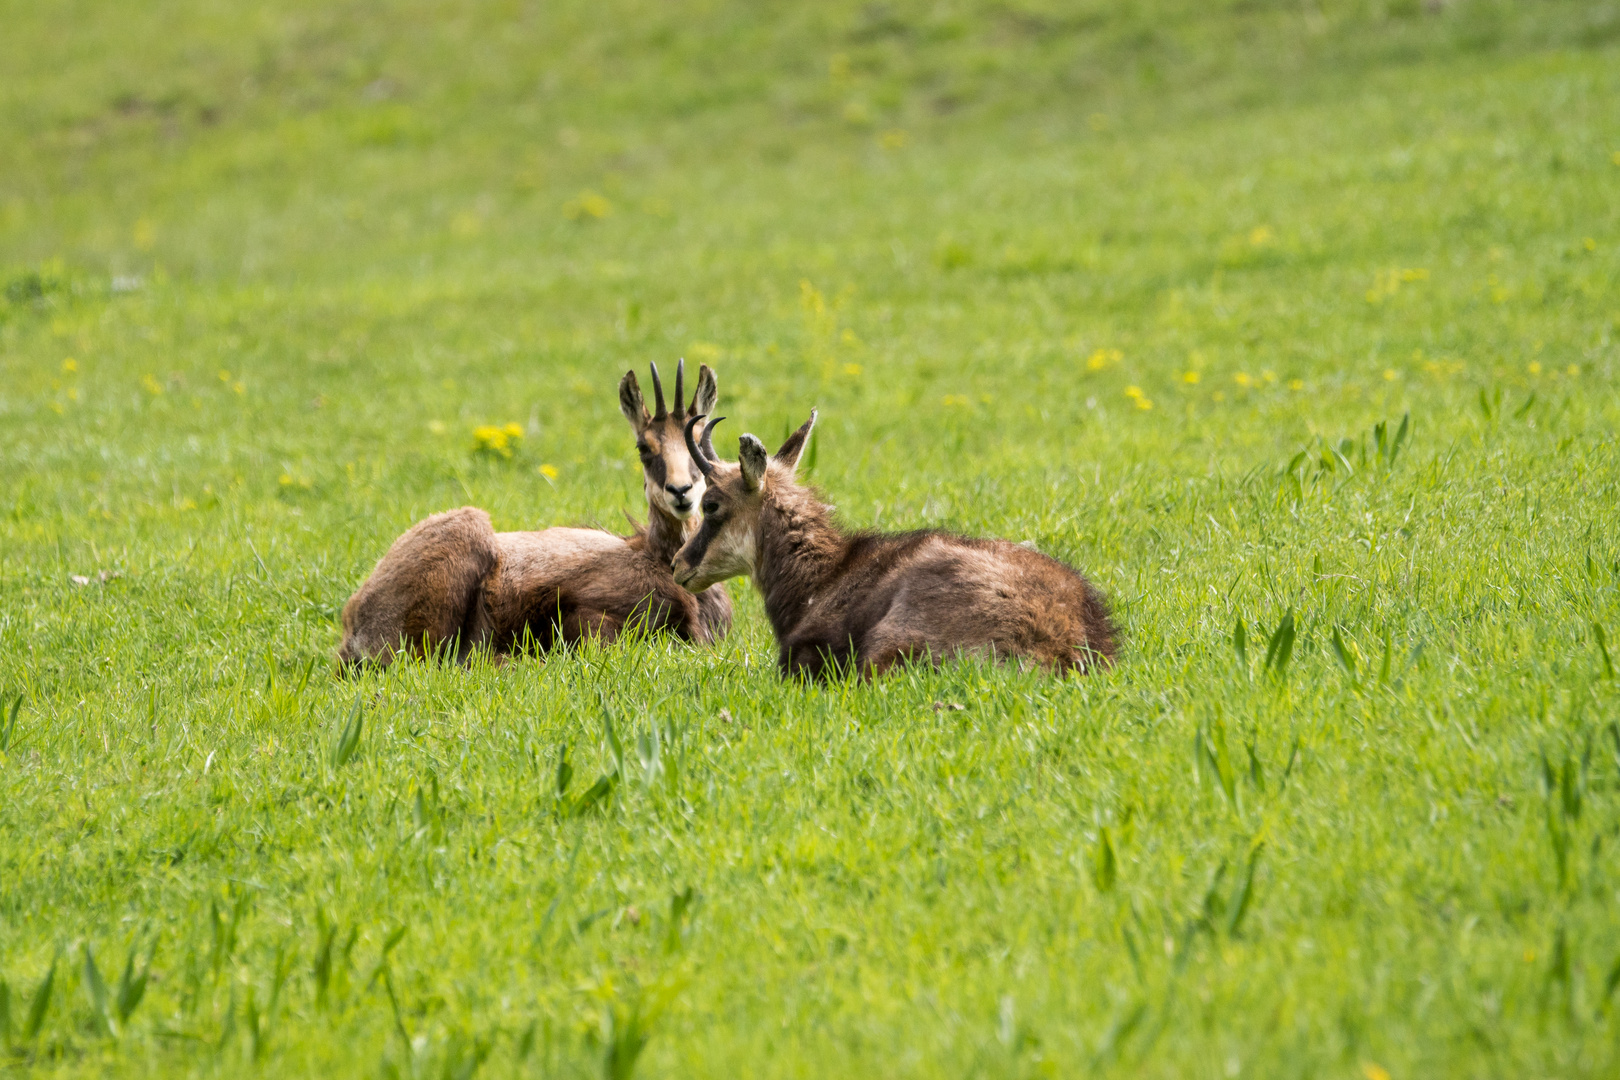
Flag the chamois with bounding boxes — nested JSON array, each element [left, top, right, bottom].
[[336, 361, 731, 667], [672, 410, 1117, 679]]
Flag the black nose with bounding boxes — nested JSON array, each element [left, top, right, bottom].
[[666, 483, 693, 498]]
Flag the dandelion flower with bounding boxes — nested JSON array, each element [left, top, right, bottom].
[[563, 190, 612, 221], [62, 358, 77, 373], [1234, 372, 1253, 387], [1248, 225, 1274, 246], [539, 463, 559, 479], [842, 363, 863, 376], [1124, 385, 1143, 399], [1528, 362, 1542, 375], [1181, 371, 1200, 384], [1584, 237, 1597, 251], [473, 423, 525, 458], [1288, 379, 1304, 391], [1383, 369, 1398, 381], [1566, 364, 1580, 376]]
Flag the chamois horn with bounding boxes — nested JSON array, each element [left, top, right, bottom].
[[649, 362, 668, 419], [685, 414, 718, 477], [673, 358, 685, 419], [700, 415, 724, 464]]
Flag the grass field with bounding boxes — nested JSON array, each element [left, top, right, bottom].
[[3, 1, 1620, 1076]]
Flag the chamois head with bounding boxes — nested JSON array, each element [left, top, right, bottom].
[[672, 409, 816, 592], [618, 359, 719, 522]]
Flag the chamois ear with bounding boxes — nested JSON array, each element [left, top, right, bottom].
[[773, 408, 817, 475], [738, 434, 769, 492], [618, 370, 647, 431], [691, 364, 719, 417]]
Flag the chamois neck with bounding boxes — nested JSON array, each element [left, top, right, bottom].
[[642, 504, 694, 566], [754, 479, 847, 636]]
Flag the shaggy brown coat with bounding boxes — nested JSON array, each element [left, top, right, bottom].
[[672, 412, 1116, 679], [337, 363, 731, 667]]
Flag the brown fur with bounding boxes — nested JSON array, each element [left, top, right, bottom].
[[337, 362, 731, 668], [673, 411, 1117, 680]]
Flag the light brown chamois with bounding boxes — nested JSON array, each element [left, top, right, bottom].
[[336, 361, 731, 667], [672, 410, 1117, 679]]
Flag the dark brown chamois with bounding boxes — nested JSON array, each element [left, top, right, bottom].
[[672, 410, 1117, 679], [336, 361, 731, 667]]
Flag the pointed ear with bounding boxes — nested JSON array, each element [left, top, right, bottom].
[[773, 409, 817, 475], [691, 364, 719, 417], [738, 434, 769, 492], [618, 370, 647, 432]]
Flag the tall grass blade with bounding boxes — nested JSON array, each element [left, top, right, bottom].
[[555, 744, 574, 799], [114, 941, 152, 1024], [23, 957, 54, 1040], [1091, 827, 1118, 893], [601, 711, 626, 778], [82, 944, 113, 1035], [0, 977, 11, 1048], [665, 886, 697, 954], [1330, 625, 1358, 682], [0, 693, 20, 752], [570, 773, 618, 817], [600, 1001, 651, 1080], [1263, 612, 1295, 678], [1232, 618, 1249, 674], [330, 697, 364, 769], [1595, 623, 1615, 679], [1225, 846, 1263, 936]]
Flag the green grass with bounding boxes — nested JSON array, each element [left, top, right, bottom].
[[3, 1, 1620, 1076]]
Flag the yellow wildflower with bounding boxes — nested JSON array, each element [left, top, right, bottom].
[[473, 422, 525, 458], [1181, 371, 1200, 384], [539, 463, 559, 479], [62, 358, 77, 373], [563, 190, 612, 221], [1528, 362, 1541, 375]]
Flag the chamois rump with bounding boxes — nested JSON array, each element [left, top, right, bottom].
[[336, 361, 731, 667], [672, 410, 1116, 679]]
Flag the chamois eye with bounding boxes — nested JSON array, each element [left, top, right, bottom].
[[702, 500, 719, 516]]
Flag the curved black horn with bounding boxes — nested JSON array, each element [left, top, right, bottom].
[[673, 358, 686, 420], [700, 415, 725, 464], [649, 362, 668, 419], [684, 414, 715, 477]]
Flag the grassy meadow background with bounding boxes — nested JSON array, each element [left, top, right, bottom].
[[3, 0, 1620, 1075]]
